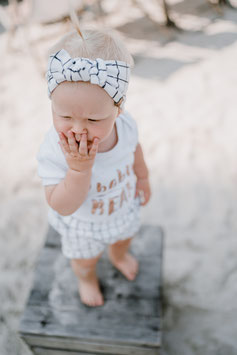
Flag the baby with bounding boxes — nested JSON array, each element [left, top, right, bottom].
[[37, 23, 151, 307]]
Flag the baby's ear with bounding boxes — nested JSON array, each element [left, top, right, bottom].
[[114, 98, 123, 117], [117, 106, 122, 117]]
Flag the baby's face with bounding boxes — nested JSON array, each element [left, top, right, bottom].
[[51, 81, 121, 151]]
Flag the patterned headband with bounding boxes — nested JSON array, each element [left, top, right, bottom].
[[46, 49, 130, 106]]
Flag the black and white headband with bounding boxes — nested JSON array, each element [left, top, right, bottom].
[[46, 49, 130, 107]]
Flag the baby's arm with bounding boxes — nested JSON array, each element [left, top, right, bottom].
[[133, 143, 151, 206], [45, 169, 92, 216], [45, 130, 99, 216]]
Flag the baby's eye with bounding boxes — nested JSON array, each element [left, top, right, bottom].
[[61, 116, 72, 120], [88, 119, 97, 122]]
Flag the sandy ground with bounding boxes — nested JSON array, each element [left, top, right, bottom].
[[1, 1, 237, 354]]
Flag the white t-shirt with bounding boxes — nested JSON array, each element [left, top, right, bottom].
[[37, 111, 139, 224]]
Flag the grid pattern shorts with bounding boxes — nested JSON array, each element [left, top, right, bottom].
[[48, 198, 141, 259]]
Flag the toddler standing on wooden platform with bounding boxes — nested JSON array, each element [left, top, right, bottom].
[[37, 18, 151, 307]]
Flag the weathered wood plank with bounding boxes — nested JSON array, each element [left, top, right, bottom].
[[32, 342, 161, 355], [33, 348, 94, 355], [28, 250, 162, 305], [20, 304, 161, 345], [27, 335, 161, 355], [33, 348, 96, 355], [20, 224, 163, 354]]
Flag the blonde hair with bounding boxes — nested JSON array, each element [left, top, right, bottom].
[[48, 18, 134, 107], [49, 27, 134, 66]]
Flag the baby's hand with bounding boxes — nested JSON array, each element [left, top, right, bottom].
[[135, 177, 151, 206], [59, 130, 99, 173]]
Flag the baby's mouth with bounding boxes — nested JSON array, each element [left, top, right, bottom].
[[75, 134, 93, 149]]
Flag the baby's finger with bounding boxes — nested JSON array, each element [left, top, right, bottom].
[[67, 131, 78, 153], [58, 141, 68, 156], [79, 133, 88, 155], [89, 137, 99, 157], [59, 132, 70, 154]]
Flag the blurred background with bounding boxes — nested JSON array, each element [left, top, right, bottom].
[[1, 0, 237, 354]]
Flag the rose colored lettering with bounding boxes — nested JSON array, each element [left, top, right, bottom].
[[120, 188, 128, 208], [97, 183, 107, 193], [91, 200, 104, 215], [109, 179, 117, 189], [117, 169, 126, 183]]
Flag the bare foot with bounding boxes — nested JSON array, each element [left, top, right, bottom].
[[78, 274, 104, 307], [109, 252, 139, 281]]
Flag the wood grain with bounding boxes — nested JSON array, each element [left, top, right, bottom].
[[19, 225, 163, 355]]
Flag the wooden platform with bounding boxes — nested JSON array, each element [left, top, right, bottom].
[[19, 225, 164, 355]]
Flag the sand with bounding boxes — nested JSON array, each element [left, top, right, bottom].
[[1, 1, 237, 354]]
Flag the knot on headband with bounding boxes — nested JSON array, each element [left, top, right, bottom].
[[46, 49, 130, 106]]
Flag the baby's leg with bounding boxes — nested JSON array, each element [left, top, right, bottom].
[[108, 237, 138, 281], [70, 254, 103, 307]]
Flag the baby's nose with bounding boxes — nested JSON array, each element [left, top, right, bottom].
[[72, 124, 87, 134]]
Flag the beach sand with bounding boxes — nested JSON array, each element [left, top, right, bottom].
[[1, 1, 237, 354]]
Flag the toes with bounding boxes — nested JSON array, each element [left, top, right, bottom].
[[79, 287, 104, 307], [127, 269, 137, 281], [81, 295, 104, 307], [94, 294, 104, 307], [109, 253, 139, 281], [96, 296, 104, 306], [126, 257, 139, 280]]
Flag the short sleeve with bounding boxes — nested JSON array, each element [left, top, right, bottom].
[[37, 127, 68, 186], [120, 111, 139, 153]]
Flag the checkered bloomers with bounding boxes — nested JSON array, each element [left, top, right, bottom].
[[48, 198, 141, 259]]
